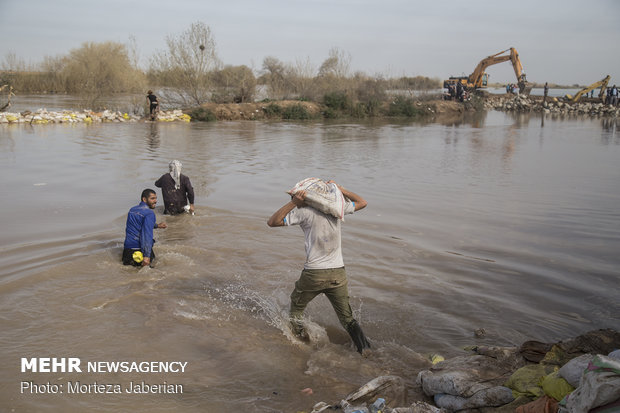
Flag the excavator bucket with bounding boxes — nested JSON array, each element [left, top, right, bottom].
[[519, 83, 533, 96]]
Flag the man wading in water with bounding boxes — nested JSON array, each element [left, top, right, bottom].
[[155, 160, 195, 215], [267, 180, 371, 355], [122, 189, 167, 267]]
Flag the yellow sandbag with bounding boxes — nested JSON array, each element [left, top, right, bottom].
[[541, 371, 574, 401], [505, 364, 556, 399], [540, 345, 571, 366]]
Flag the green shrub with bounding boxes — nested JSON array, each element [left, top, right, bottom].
[[282, 104, 311, 120], [387, 96, 423, 117], [349, 102, 370, 118], [187, 107, 216, 122], [323, 91, 350, 111], [262, 103, 282, 118], [322, 107, 338, 119], [364, 99, 383, 117]]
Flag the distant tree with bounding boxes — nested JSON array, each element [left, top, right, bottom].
[[149, 21, 221, 106], [211, 65, 256, 103], [289, 57, 316, 100], [1, 51, 26, 71], [261, 56, 288, 99], [355, 76, 388, 117], [126, 35, 141, 69], [318, 47, 351, 78], [61, 41, 144, 109], [315, 47, 352, 98], [39, 55, 67, 93]]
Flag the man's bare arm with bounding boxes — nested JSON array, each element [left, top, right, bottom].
[[329, 182, 367, 211], [267, 191, 306, 227]]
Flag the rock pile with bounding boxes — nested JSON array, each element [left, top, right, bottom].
[[0, 109, 191, 124], [485, 95, 620, 117]]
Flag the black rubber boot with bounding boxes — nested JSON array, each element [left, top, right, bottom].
[[346, 320, 371, 354], [290, 319, 310, 342]]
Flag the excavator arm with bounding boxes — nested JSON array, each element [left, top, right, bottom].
[[468, 50, 512, 88], [566, 75, 610, 102], [468, 48, 530, 94], [444, 47, 531, 97]]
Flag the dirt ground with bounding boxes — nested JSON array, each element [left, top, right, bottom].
[[194, 99, 466, 121], [197, 100, 322, 121]]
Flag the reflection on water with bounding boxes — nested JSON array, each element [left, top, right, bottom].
[[1, 110, 619, 412], [147, 122, 161, 152]]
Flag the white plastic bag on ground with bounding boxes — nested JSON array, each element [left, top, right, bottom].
[[288, 178, 346, 220], [392, 401, 446, 412], [341, 375, 407, 409]]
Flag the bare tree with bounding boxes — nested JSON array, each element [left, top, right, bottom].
[[318, 47, 351, 78], [149, 22, 221, 106], [39, 55, 67, 93], [126, 35, 141, 69], [289, 57, 316, 100], [212, 65, 256, 103], [261, 56, 289, 100], [1, 52, 26, 71]]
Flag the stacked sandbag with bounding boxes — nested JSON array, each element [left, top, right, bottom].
[[560, 353, 620, 413], [558, 354, 595, 388], [505, 364, 559, 399], [305, 330, 620, 413], [510, 330, 620, 412], [0, 109, 191, 124], [416, 353, 519, 411]]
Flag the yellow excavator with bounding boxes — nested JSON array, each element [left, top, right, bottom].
[[565, 75, 610, 103], [444, 47, 532, 95]]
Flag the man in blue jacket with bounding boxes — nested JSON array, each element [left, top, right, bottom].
[[122, 189, 167, 267]]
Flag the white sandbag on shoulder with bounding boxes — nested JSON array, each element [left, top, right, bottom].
[[288, 177, 346, 220]]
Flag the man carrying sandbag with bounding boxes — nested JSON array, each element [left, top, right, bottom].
[[267, 179, 371, 355]]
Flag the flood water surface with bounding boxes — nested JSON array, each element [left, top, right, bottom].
[[1, 112, 619, 412]]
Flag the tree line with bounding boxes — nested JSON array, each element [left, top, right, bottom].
[[0, 21, 440, 114]]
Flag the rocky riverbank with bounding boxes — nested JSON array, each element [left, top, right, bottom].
[[484, 94, 620, 117]]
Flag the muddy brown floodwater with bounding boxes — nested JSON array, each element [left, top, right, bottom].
[[1, 110, 619, 412]]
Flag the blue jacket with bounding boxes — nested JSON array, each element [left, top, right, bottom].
[[123, 202, 157, 258]]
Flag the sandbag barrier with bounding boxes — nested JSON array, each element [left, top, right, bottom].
[[0, 109, 191, 124], [308, 329, 620, 413]]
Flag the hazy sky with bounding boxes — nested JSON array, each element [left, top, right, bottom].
[[1, 0, 619, 85]]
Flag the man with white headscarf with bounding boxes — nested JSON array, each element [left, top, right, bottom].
[[154, 160, 195, 215]]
